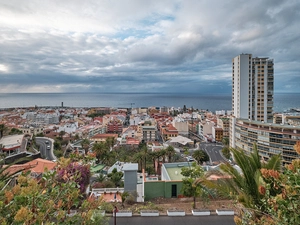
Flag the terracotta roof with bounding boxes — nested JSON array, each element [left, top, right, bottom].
[[23, 158, 57, 174], [90, 133, 118, 139], [2, 164, 32, 176], [126, 137, 140, 145], [3, 158, 56, 176]]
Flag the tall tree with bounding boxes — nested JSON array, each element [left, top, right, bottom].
[[92, 142, 109, 164], [140, 145, 149, 171], [105, 137, 115, 150], [166, 145, 175, 162], [149, 151, 159, 174], [181, 162, 213, 209], [59, 130, 66, 139], [193, 150, 210, 165], [222, 137, 229, 146], [133, 152, 143, 171], [0, 124, 7, 139]]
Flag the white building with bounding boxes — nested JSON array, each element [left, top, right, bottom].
[[232, 54, 274, 123], [172, 117, 189, 135]]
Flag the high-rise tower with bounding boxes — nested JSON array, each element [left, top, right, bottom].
[[232, 54, 274, 123]]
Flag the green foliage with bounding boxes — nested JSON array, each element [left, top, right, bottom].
[[95, 174, 106, 183], [222, 137, 229, 146], [74, 133, 80, 140], [121, 191, 130, 207], [59, 130, 66, 139], [35, 132, 44, 137], [0, 124, 8, 138], [54, 149, 64, 158], [221, 144, 280, 209], [166, 145, 175, 162], [99, 201, 114, 213], [192, 150, 210, 165], [8, 127, 23, 135], [236, 159, 300, 225], [128, 201, 163, 213], [0, 170, 107, 224], [107, 168, 123, 187], [180, 162, 210, 209], [81, 138, 91, 154], [87, 112, 105, 119], [221, 146, 231, 159], [125, 193, 136, 205], [0, 164, 25, 190], [92, 142, 110, 164], [220, 143, 281, 224], [54, 140, 62, 150]]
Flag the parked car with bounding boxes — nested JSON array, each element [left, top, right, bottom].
[[186, 156, 194, 162]]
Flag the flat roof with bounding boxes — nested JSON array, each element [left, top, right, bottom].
[[239, 118, 300, 130], [122, 163, 138, 171], [90, 164, 105, 173], [0, 134, 24, 149], [162, 162, 230, 181], [166, 166, 185, 180]]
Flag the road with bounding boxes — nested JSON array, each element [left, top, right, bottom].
[[35, 137, 56, 161], [200, 142, 225, 164], [108, 215, 235, 225]]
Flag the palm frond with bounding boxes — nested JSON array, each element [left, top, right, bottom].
[[264, 154, 281, 171]]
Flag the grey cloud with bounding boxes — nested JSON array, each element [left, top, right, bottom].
[[0, 0, 299, 94]]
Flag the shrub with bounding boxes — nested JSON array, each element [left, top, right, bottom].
[[99, 202, 114, 213]]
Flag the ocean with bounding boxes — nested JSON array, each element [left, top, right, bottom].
[[0, 92, 300, 113]]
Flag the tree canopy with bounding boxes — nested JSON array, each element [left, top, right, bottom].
[[181, 162, 211, 209]]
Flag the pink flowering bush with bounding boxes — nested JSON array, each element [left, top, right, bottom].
[[57, 162, 91, 193]]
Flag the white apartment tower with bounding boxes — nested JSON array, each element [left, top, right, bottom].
[[232, 54, 274, 123]]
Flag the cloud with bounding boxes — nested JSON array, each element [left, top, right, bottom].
[[0, 0, 299, 93]]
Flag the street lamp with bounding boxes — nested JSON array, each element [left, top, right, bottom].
[[114, 206, 118, 225]]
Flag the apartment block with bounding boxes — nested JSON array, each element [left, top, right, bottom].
[[140, 119, 157, 142], [232, 54, 274, 123], [233, 118, 300, 165]]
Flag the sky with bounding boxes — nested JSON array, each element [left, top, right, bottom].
[[0, 0, 299, 94]]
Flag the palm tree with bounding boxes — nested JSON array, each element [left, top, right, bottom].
[[166, 145, 175, 162], [81, 138, 90, 155], [105, 137, 115, 150], [149, 151, 159, 174], [155, 149, 166, 174], [133, 152, 143, 171], [193, 150, 209, 165], [140, 145, 149, 171], [121, 191, 129, 208], [92, 142, 109, 164], [220, 143, 281, 209], [222, 137, 229, 146], [0, 124, 8, 139], [59, 130, 66, 139], [159, 149, 166, 163]]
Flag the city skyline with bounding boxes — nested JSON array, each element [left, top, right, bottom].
[[0, 0, 299, 94]]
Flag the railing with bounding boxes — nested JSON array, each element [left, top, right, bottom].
[[91, 188, 124, 193]]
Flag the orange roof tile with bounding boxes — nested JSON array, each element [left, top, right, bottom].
[[23, 158, 57, 174]]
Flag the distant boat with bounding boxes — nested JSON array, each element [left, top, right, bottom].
[[290, 108, 300, 112]]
